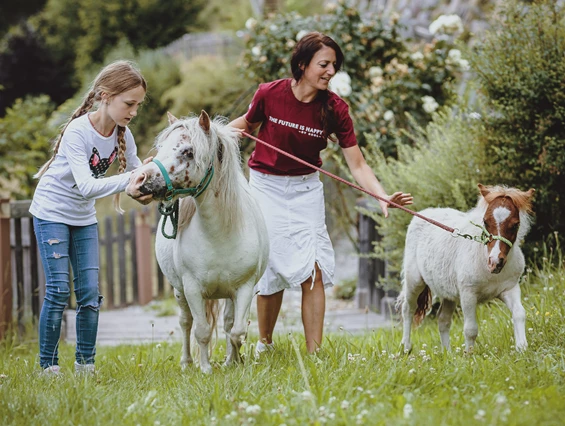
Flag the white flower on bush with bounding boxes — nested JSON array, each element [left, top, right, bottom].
[[269, 24, 278, 32], [429, 14, 463, 36], [383, 110, 394, 121], [422, 96, 439, 114], [245, 18, 257, 31], [368, 66, 383, 78], [446, 49, 470, 71], [410, 51, 424, 62], [296, 30, 310, 41], [251, 45, 262, 57], [329, 71, 352, 97]]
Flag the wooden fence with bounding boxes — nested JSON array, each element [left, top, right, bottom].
[[0, 199, 168, 339]]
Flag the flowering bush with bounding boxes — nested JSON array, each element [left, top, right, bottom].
[[240, 1, 469, 156]]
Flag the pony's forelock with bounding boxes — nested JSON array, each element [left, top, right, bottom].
[[479, 185, 534, 215]]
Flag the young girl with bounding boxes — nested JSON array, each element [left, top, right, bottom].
[[230, 32, 413, 354], [30, 60, 153, 374]]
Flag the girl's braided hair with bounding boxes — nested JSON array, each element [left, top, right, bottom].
[[35, 60, 146, 212]]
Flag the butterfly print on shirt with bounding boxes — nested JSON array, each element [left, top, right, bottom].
[[89, 146, 118, 178]]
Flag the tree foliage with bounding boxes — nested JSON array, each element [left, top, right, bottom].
[[33, 0, 207, 74], [0, 95, 56, 199], [469, 0, 565, 247], [0, 21, 75, 115]]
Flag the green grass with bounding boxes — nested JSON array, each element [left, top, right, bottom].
[[1, 253, 564, 425]]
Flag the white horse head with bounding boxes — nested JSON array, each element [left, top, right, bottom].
[[126, 110, 245, 231]]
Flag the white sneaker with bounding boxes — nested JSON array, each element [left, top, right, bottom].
[[42, 365, 61, 376], [254, 341, 275, 359], [75, 362, 95, 375]]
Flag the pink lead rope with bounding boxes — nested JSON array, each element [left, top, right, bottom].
[[241, 131, 456, 234]]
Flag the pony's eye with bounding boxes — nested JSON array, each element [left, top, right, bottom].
[[181, 148, 194, 160]]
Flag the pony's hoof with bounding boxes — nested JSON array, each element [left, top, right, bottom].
[[515, 342, 528, 352], [200, 365, 213, 374], [180, 359, 193, 370]]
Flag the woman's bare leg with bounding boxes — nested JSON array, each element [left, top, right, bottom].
[[301, 264, 325, 353], [257, 290, 284, 344]]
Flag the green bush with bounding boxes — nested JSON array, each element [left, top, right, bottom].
[[361, 108, 488, 287], [468, 0, 565, 249], [0, 95, 56, 199], [241, 1, 467, 156]]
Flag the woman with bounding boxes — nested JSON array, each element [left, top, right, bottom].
[[31, 60, 153, 374], [230, 32, 413, 354]]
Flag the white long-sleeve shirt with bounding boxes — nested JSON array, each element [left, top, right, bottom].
[[30, 114, 142, 226]]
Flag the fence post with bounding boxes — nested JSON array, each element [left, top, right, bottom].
[[355, 198, 385, 311], [0, 199, 12, 339], [135, 209, 153, 305]]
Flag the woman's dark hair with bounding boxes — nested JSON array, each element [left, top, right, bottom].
[[290, 32, 345, 139]]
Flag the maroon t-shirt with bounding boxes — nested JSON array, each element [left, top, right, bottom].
[[245, 79, 357, 176]]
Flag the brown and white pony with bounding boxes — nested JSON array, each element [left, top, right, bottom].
[[397, 184, 535, 353], [126, 111, 269, 373]]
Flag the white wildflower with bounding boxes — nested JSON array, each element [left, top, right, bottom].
[[403, 403, 414, 419], [410, 51, 424, 61], [329, 71, 352, 97], [269, 24, 278, 32], [246, 405, 261, 415], [383, 110, 394, 121], [341, 400, 350, 409]]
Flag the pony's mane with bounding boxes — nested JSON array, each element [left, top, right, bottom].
[[479, 185, 534, 214], [156, 115, 244, 233]]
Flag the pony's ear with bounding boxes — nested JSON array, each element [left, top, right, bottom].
[[167, 111, 179, 125], [478, 183, 490, 198], [525, 188, 535, 199], [199, 110, 211, 133]]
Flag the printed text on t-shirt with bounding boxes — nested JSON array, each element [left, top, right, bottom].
[[269, 115, 324, 139]]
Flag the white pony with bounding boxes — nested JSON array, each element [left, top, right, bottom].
[[397, 184, 534, 353], [126, 111, 269, 373]]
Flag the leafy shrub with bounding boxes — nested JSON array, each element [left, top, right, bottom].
[[468, 0, 565, 249], [240, 1, 468, 156], [361, 108, 488, 286], [333, 277, 357, 300], [0, 95, 56, 199]]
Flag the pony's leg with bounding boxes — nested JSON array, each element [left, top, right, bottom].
[[174, 288, 194, 368], [460, 291, 478, 352], [182, 282, 213, 374], [437, 299, 456, 350], [498, 285, 527, 352], [223, 298, 235, 365], [400, 269, 425, 353], [224, 282, 255, 366]]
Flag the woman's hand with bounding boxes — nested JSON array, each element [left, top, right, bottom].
[[379, 191, 413, 218]]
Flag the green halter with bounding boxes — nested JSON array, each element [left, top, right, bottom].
[[456, 221, 514, 248], [153, 158, 214, 239]]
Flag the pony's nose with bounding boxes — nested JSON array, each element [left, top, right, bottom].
[[488, 257, 505, 274]]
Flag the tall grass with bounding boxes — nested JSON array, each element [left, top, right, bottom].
[[1, 248, 564, 425]]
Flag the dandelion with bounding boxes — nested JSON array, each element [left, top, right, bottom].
[[246, 405, 261, 415], [156, 343, 161, 349], [403, 403, 414, 419]]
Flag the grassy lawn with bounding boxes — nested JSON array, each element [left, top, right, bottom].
[[1, 251, 564, 425]]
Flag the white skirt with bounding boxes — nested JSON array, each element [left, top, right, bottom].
[[249, 169, 335, 295]]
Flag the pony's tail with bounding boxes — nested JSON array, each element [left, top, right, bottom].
[[413, 286, 432, 327]]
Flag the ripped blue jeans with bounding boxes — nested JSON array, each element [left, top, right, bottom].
[[33, 217, 102, 368]]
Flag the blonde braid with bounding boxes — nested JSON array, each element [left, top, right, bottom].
[[112, 125, 128, 214], [34, 91, 97, 179]]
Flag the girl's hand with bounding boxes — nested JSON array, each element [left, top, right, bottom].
[[379, 192, 413, 218], [142, 156, 154, 165]]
